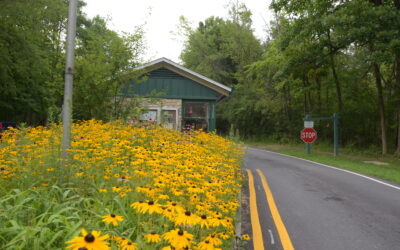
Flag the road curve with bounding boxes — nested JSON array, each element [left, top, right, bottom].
[[244, 147, 400, 250]]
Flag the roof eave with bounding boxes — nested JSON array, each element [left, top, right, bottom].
[[135, 58, 232, 97]]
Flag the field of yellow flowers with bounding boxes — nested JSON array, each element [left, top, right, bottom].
[[0, 120, 244, 249]]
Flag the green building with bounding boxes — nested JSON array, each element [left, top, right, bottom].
[[126, 58, 231, 132]]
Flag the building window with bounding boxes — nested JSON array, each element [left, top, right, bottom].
[[161, 109, 177, 129], [183, 102, 209, 131], [140, 109, 158, 122]]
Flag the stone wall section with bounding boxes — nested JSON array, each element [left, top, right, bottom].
[[141, 98, 182, 129]]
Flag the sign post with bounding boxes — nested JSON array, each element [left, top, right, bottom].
[[303, 114, 340, 156]]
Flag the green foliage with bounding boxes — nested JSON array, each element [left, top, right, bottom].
[[180, 0, 400, 153], [180, 2, 262, 86], [0, 0, 68, 123], [73, 16, 145, 121], [0, 0, 146, 124]]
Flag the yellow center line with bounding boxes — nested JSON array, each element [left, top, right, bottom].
[[256, 169, 294, 250], [246, 169, 265, 250]]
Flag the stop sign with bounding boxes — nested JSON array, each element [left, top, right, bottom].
[[301, 128, 317, 143]]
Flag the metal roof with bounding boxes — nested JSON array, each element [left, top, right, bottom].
[[136, 57, 232, 95]]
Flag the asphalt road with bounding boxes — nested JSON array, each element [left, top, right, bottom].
[[244, 147, 400, 250]]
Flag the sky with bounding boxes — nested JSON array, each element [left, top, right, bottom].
[[83, 0, 273, 63]]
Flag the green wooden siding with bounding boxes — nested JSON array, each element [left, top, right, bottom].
[[126, 68, 221, 100]]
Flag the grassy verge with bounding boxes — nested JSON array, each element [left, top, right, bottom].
[[245, 140, 400, 185]]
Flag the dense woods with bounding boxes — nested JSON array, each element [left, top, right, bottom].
[[1, 0, 400, 154], [180, 1, 400, 154], [0, 0, 145, 124]]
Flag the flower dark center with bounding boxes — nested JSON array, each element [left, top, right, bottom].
[[205, 240, 210, 244], [178, 229, 184, 236], [110, 214, 116, 218], [84, 234, 95, 243], [151, 231, 156, 235], [128, 242, 132, 245], [185, 211, 191, 216], [148, 201, 154, 205], [201, 215, 207, 219], [172, 203, 177, 206], [78, 248, 88, 250]]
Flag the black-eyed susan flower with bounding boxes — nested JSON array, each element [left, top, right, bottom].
[[130, 201, 145, 213], [199, 214, 210, 228], [218, 232, 231, 240], [66, 228, 109, 250], [102, 214, 123, 226], [140, 201, 163, 215], [144, 232, 161, 243], [241, 234, 251, 240], [197, 240, 221, 250], [120, 241, 138, 250], [163, 229, 193, 249], [112, 186, 122, 192], [165, 201, 184, 213], [118, 191, 127, 197], [205, 234, 222, 246], [174, 210, 200, 226]]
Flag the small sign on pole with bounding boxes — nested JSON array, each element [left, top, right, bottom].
[[304, 121, 314, 128]]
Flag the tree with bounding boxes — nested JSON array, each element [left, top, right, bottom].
[[0, 0, 69, 124], [73, 16, 145, 121], [0, 0, 146, 124], [180, 2, 262, 86]]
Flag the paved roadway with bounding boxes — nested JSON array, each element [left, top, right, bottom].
[[244, 147, 400, 250]]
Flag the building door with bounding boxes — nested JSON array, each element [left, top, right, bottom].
[[183, 101, 209, 131]]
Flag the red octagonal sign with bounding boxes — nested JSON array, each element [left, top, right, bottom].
[[301, 128, 317, 143]]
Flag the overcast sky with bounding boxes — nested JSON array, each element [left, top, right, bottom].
[[83, 0, 273, 63]]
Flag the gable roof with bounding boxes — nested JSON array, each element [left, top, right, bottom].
[[136, 57, 232, 97]]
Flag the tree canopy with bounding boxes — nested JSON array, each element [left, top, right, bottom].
[[0, 0, 145, 124], [180, 0, 400, 154]]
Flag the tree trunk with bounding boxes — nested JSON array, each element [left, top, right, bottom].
[[327, 30, 343, 113], [373, 63, 388, 154], [315, 74, 322, 114], [394, 0, 400, 154], [306, 76, 313, 112], [303, 75, 309, 115], [395, 51, 400, 154], [283, 85, 292, 121], [329, 53, 343, 113]]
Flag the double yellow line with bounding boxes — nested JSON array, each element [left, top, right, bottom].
[[246, 169, 294, 250]]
